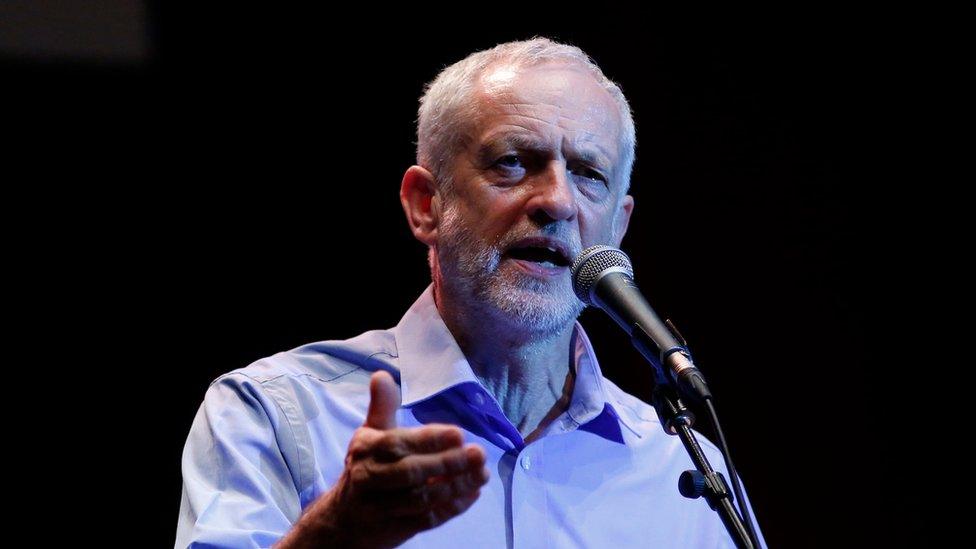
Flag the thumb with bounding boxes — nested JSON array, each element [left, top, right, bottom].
[[365, 371, 400, 430]]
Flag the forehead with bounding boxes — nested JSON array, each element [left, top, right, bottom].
[[468, 62, 623, 161]]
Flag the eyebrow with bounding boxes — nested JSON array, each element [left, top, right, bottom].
[[571, 147, 612, 170], [477, 133, 614, 169], [477, 134, 548, 160]]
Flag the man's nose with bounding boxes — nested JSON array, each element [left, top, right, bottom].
[[527, 161, 578, 224]]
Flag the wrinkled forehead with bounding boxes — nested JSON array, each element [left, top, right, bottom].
[[470, 61, 624, 159]]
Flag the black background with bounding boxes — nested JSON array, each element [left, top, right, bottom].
[[4, 3, 931, 547]]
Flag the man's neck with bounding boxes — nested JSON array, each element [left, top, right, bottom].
[[434, 286, 577, 443]]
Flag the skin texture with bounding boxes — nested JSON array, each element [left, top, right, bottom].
[[406, 61, 634, 438], [278, 61, 633, 548], [276, 372, 490, 549]]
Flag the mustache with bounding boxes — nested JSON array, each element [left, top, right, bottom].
[[494, 226, 583, 259]]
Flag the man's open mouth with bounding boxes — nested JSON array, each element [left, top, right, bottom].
[[504, 240, 572, 269]]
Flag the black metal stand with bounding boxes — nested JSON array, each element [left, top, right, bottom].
[[650, 383, 755, 549], [625, 320, 758, 548]]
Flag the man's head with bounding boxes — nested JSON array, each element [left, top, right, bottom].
[[401, 38, 636, 337], [416, 38, 636, 196]]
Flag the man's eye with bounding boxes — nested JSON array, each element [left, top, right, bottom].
[[495, 155, 522, 168], [574, 166, 608, 185]]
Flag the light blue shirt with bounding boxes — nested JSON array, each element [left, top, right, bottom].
[[177, 286, 764, 548]]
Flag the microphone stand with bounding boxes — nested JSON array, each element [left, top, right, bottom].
[[570, 245, 761, 547], [632, 326, 757, 549]]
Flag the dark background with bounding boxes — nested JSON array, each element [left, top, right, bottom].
[[4, 3, 930, 547]]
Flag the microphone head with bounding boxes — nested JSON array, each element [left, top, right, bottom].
[[571, 245, 634, 305]]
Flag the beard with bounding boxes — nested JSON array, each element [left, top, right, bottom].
[[434, 202, 585, 337]]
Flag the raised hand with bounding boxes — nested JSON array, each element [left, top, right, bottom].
[[277, 371, 489, 548]]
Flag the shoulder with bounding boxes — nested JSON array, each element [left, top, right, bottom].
[[188, 329, 402, 495], [213, 328, 399, 388], [198, 328, 400, 425], [602, 377, 724, 458], [602, 376, 658, 427]]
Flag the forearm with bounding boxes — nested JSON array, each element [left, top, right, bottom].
[[275, 490, 351, 549]]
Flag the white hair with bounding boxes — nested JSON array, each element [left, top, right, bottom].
[[416, 37, 637, 193]]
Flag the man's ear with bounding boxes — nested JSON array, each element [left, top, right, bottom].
[[612, 195, 634, 247], [400, 165, 439, 247]]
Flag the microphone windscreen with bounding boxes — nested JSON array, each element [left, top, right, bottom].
[[570, 245, 634, 305]]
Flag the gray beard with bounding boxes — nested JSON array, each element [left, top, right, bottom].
[[434, 203, 585, 337]]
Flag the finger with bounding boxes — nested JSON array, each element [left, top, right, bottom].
[[382, 465, 491, 518], [347, 424, 463, 463], [395, 488, 482, 533], [361, 444, 486, 489], [434, 488, 481, 518], [369, 425, 464, 461], [365, 371, 400, 430]]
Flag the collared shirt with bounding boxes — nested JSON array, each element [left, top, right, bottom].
[[176, 286, 764, 548]]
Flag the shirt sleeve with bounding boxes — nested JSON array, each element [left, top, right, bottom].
[[175, 373, 304, 548]]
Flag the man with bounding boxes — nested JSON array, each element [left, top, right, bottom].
[[177, 38, 762, 548]]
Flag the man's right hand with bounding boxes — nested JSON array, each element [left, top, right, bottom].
[[277, 371, 490, 549]]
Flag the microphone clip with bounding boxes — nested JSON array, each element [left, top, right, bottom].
[[664, 318, 688, 348]]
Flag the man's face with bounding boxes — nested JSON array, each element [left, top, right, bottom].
[[435, 61, 633, 335]]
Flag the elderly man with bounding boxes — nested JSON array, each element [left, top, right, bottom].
[[177, 38, 761, 548]]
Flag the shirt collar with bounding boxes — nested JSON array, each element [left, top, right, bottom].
[[394, 285, 482, 406], [393, 285, 641, 438]]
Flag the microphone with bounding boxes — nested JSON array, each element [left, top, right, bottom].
[[571, 245, 712, 403]]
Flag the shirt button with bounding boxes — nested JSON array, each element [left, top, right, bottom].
[[521, 454, 532, 470]]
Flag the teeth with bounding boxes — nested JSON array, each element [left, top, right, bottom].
[[505, 242, 567, 267]]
